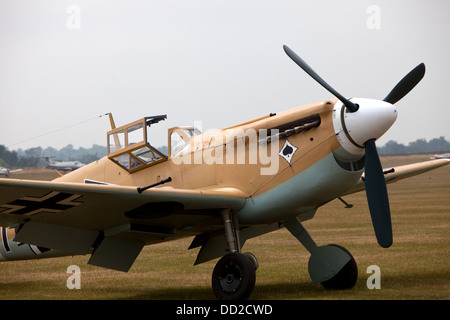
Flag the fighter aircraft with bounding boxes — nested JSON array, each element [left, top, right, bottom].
[[0, 45, 448, 300], [44, 157, 85, 172]]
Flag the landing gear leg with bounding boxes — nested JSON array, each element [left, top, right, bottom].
[[284, 217, 358, 290], [211, 209, 256, 300]]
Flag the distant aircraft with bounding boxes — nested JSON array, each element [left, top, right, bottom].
[[44, 157, 85, 172], [0, 167, 10, 177], [0, 45, 449, 300], [0, 167, 22, 177], [431, 152, 450, 160]]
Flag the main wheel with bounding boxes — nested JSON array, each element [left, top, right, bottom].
[[320, 244, 358, 290], [212, 253, 256, 300]]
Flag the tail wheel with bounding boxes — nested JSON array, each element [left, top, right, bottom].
[[212, 253, 256, 300]]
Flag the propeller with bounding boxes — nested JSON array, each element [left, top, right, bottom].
[[383, 63, 425, 104], [364, 139, 392, 248], [283, 45, 425, 248], [283, 45, 359, 112]]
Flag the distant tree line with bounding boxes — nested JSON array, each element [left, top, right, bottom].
[[377, 137, 450, 155], [0, 144, 107, 168]]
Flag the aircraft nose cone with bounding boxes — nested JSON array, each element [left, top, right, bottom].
[[333, 98, 397, 155]]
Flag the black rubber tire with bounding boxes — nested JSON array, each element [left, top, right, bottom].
[[212, 253, 256, 300], [320, 244, 358, 290]]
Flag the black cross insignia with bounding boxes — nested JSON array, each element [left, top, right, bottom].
[[0, 191, 83, 216]]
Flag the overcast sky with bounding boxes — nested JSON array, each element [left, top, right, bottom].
[[0, 0, 449, 151]]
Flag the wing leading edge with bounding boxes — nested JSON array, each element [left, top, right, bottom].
[[343, 159, 449, 196]]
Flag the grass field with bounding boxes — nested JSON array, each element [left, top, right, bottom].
[[0, 155, 449, 300]]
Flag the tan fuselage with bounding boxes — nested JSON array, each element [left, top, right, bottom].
[[55, 99, 342, 201]]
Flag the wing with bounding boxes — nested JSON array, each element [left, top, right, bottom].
[[343, 159, 449, 196], [0, 178, 245, 271]]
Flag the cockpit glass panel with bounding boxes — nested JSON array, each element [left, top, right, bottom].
[[112, 153, 144, 171], [170, 131, 186, 155], [108, 130, 125, 153], [173, 144, 191, 157], [127, 122, 144, 146], [132, 146, 162, 164], [185, 128, 202, 136], [170, 127, 201, 156]]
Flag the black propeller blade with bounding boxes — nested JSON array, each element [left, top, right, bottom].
[[364, 139, 393, 248], [383, 63, 425, 104], [283, 45, 359, 112]]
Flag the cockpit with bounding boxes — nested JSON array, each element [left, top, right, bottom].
[[107, 114, 201, 172], [107, 115, 168, 172], [168, 127, 202, 157]]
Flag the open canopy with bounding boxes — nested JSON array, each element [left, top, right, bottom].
[[107, 115, 167, 172]]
